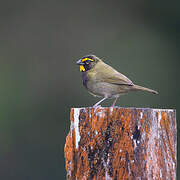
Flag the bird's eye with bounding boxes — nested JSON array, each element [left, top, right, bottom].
[[86, 60, 90, 64]]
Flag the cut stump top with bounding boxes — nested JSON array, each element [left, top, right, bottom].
[[65, 107, 176, 180]]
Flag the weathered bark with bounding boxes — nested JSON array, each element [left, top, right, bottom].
[[64, 107, 176, 180]]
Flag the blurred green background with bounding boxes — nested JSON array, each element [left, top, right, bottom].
[[0, 0, 179, 179]]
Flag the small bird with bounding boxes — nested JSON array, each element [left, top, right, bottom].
[[76, 55, 158, 107]]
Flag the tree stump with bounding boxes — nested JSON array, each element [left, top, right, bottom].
[[64, 107, 176, 180]]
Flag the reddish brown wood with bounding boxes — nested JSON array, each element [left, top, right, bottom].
[[64, 107, 176, 180]]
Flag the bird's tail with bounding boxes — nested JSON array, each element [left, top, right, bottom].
[[133, 84, 158, 94]]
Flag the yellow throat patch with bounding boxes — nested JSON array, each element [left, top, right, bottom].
[[80, 65, 85, 72]]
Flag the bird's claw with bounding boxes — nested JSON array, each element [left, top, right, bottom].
[[92, 105, 102, 113], [93, 104, 101, 108]]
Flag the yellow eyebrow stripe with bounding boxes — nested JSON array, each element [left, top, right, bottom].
[[81, 58, 94, 62]]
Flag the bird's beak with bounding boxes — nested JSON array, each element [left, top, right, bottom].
[[76, 59, 84, 65], [76, 59, 86, 71]]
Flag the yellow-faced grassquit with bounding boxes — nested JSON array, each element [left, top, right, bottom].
[[76, 55, 158, 107]]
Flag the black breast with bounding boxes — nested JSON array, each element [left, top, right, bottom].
[[82, 72, 88, 88]]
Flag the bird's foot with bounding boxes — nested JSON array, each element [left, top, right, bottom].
[[93, 104, 102, 108], [92, 105, 102, 113]]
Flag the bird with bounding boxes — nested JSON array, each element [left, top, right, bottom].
[[76, 55, 158, 107]]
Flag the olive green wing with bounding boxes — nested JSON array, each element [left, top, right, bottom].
[[95, 62, 134, 86]]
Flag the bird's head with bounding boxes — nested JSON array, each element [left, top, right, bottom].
[[76, 55, 100, 72]]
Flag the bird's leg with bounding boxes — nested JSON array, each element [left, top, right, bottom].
[[93, 97, 107, 108], [112, 97, 118, 107]]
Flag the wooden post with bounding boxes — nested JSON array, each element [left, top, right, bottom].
[[64, 107, 176, 180]]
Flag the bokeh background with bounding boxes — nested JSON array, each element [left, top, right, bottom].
[[0, 0, 179, 179]]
